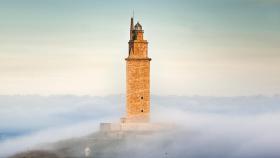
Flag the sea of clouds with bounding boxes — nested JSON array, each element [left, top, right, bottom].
[[0, 95, 280, 158]]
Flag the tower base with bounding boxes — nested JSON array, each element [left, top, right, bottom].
[[100, 121, 173, 133], [120, 114, 149, 123]]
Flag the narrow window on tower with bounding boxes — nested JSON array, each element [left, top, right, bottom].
[[141, 96, 143, 100]]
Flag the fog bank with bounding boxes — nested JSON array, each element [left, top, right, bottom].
[[0, 95, 279, 157]]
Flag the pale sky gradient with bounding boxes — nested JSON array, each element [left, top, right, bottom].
[[0, 0, 279, 96]]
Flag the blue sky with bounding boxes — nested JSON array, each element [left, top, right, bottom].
[[0, 0, 279, 96]]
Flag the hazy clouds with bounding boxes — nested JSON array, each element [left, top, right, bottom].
[[0, 95, 280, 157]]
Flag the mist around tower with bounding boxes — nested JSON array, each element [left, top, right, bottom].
[[3, 16, 280, 158], [1, 1, 280, 158]]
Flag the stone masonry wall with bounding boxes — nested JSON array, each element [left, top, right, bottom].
[[126, 58, 150, 122]]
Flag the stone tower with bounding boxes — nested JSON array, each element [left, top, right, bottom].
[[125, 17, 151, 123]]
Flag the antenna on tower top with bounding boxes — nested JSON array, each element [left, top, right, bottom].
[[132, 9, 135, 19]]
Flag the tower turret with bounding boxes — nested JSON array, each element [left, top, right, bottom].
[[130, 17, 134, 40]]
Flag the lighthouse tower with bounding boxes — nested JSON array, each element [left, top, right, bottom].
[[99, 17, 170, 132], [125, 17, 151, 123]]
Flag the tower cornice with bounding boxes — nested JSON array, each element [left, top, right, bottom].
[[128, 40, 148, 44], [125, 57, 151, 61]]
